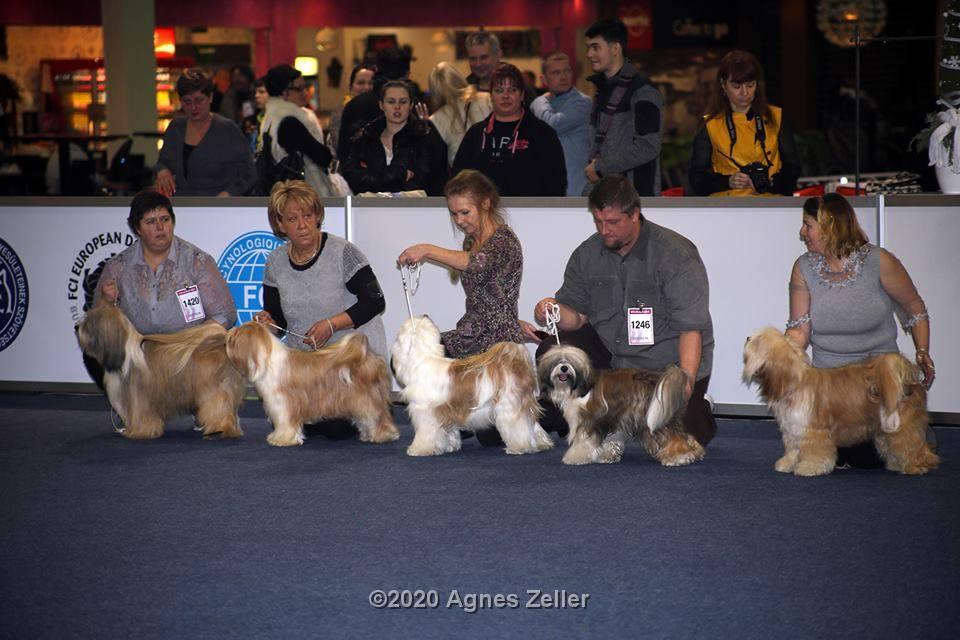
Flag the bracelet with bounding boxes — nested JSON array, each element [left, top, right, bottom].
[[902, 311, 929, 332], [916, 348, 929, 354], [325, 318, 336, 337], [785, 314, 810, 330]]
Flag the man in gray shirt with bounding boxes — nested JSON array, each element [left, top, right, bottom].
[[531, 175, 716, 445]]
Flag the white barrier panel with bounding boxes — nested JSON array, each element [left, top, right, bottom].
[[0, 198, 344, 384], [1, 195, 956, 419], [884, 196, 960, 414]]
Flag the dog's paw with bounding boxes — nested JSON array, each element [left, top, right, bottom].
[[774, 454, 798, 473], [793, 457, 835, 476], [367, 425, 400, 443], [267, 430, 304, 447], [406, 444, 442, 457], [562, 446, 599, 465]]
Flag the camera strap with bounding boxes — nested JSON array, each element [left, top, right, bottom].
[[724, 109, 772, 168]]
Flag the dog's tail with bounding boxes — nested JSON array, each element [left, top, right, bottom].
[[143, 323, 227, 376], [645, 365, 688, 433], [872, 353, 923, 433]]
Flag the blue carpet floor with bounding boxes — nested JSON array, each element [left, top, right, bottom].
[[0, 394, 957, 640]]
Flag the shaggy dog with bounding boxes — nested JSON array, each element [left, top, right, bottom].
[[225, 321, 398, 447], [391, 316, 554, 456], [538, 345, 704, 466], [76, 304, 245, 440], [742, 327, 939, 476]]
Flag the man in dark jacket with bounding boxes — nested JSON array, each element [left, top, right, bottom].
[[583, 18, 663, 196]]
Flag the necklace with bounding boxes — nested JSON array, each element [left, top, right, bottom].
[[289, 236, 321, 265]]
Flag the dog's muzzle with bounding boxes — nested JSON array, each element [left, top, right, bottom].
[[556, 363, 572, 383]]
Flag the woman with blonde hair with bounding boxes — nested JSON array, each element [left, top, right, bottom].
[[255, 180, 387, 359], [397, 169, 525, 358], [428, 62, 493, 167], [785, 192, 934, 466]]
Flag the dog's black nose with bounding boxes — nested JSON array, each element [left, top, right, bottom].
[[560, 365, 568, 373]]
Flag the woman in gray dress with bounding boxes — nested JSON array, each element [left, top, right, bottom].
[[785, 193, 934, 465], [255, 180, 387, 359]]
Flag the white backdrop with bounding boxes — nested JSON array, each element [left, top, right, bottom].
[[0, 195, 956, 418]]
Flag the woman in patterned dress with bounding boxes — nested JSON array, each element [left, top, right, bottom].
[[397, 169, 526, 359]]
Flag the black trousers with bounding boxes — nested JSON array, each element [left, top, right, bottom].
[[535, 324, 717, 447]]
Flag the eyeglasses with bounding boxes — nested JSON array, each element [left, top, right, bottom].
[[288, 83, 308, 92]]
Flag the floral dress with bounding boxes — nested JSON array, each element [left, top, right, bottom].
[[441, 225, 525, 358]]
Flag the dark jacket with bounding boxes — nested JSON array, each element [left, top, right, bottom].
[[342, 116, 446, 195], [586, 62, 663, 196], [452, 109, 567, 197]]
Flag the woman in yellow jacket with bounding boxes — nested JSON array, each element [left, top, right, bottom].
[[689, 50, 800, 196]]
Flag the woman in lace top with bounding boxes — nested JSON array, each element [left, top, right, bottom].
[[397, 169, 526, 358], [95, 190, 237, 333], [785, 194, 934, 463]]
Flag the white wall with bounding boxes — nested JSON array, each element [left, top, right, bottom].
[[1, 195, 956, 419]]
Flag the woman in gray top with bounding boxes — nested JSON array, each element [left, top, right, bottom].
[[785, 193, 934, 465], [155, 68, 256, 197], [255, 180, 387, 360], [86, 190, 237, 389]]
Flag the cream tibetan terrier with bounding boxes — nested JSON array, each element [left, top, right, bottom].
[[391, 316, 554, 456], [76, 304, 245, 440], [742, 327, 939, 476], [538, 345, 705, 466], [225, 321, 398, 447]]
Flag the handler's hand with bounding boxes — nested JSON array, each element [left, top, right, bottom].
[[534, 297, 559, 325], [100, 280, 119, 305], [519, 320, 543, 344], [397, 244, 431, 266]]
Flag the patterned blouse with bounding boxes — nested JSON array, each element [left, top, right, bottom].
[[94, 236, 237, 334], [441, 225, 525, 358]]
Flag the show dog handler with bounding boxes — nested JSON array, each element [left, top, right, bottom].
[[527, 174, 717, 446]]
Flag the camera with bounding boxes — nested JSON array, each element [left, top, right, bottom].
[[741, 162, 771, 194]]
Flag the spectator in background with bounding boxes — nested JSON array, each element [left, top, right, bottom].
[[428, 61, 493, 168], [523, 70, 543, 96], [465, 31, 537, 107], [219, 64, 256, 127], [261, 64, 334, 195], [155, 68, 256, 197], [328, 65, 375, 160], [338, 47, 419, 163], [688, 50, 799, 196], [530, 51, 592, 196], [252, 76, 269, 151], [583, 18, 663, 196], [453, 64, 566, 197], [342, 80, 445, 195]]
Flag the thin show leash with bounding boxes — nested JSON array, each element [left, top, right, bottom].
[[544, 303, 562, 346], [399, 263, 422, 319], [265, 321, 319, 351]]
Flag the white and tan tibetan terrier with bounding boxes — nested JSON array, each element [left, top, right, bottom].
[[76, 304, 245, 440], [538, 345, 705, 466], [225, 321, 398, 447], [742, 327, 939, 476], [391, 316, 554, 456]]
